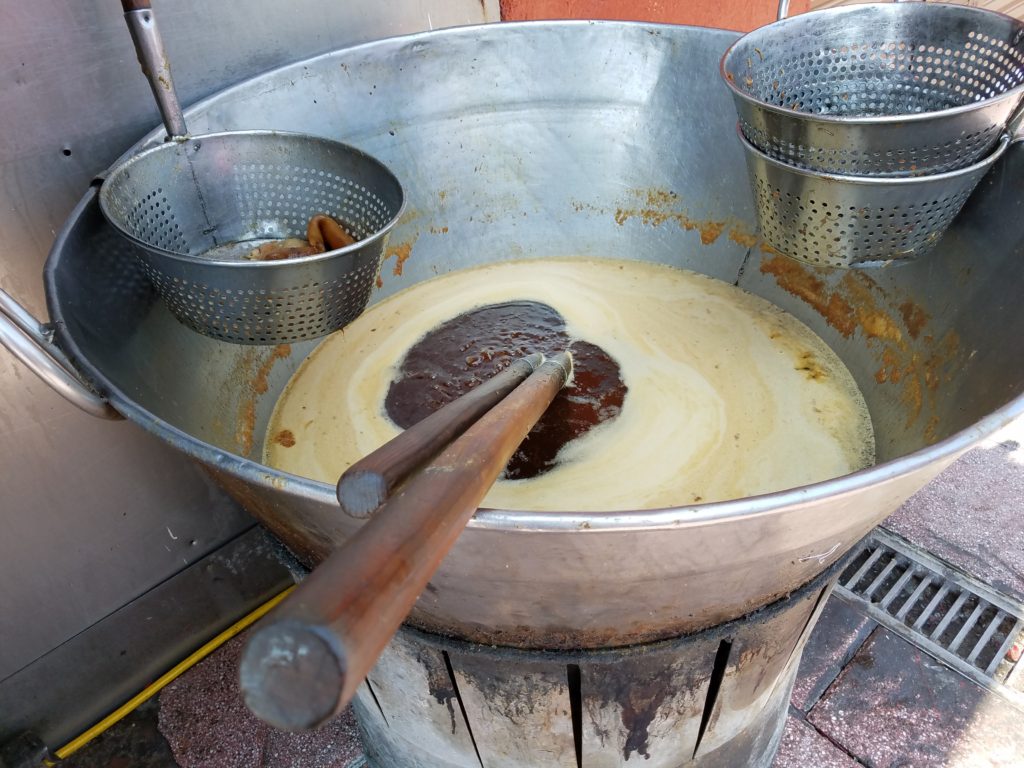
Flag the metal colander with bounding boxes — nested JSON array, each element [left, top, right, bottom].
[[98, 0, 404, 345], [740, 127, 1010, 267], [99, 131, 404, 344], [721, 2, 1024, 176]]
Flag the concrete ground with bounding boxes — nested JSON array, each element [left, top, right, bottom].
[[60, 421, 1024, 768]]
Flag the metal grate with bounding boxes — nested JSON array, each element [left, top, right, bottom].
[[835, 529, 1024, 698]]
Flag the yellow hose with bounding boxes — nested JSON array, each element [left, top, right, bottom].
[[47, 585, 296, 763]]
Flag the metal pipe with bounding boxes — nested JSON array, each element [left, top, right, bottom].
[[0, 288, 119, 419], [121, 1, 188, 139]]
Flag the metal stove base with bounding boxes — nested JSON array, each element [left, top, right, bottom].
[[350, 554, 850, 767]]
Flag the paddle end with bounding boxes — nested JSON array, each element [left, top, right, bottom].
[[240, 620, 346, 731], [337, 470, 388, 519]]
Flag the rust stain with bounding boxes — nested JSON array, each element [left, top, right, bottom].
[[759, 254, 968, 433], [729, 226, 759, 248], [698, 220, 726, 245], [874, 347, 904, 385], [375, 274, 384, 289], [237, 401, 258, 457], [386, 241, 413, 276], [901, 363, 923, 426], [234, 344, 292, 457], [202, 466, 327, 567], [838, 270, 903, 346], [612, 188, 726, 245], [254, 344, 291, 396], [760, 256, 907, 345], [858, 312, 902, 343], [759, 255, 857, 337], [429, 226, 449, 234], [273, 429, 296, 448], [898, 300, 930, 339]]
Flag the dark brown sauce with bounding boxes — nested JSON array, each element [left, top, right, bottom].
[[384, 301, 626, 479]]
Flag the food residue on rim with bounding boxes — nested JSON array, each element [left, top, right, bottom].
[[759, 254, 961, 437], [234, 344, 292, 456], [728, 227, 760, 249], [612, 188, 727, 245], [273, 429, 297, 447], [899, 300, 930, 339], [759, 255, 857, 337], [386, 242, 413, 276]]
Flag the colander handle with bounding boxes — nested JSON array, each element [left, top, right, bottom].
[[120, 0, 188, 140], [0, 289, 120, 420]]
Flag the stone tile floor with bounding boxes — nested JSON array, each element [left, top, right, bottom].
[[60, 422, 1024, 767]]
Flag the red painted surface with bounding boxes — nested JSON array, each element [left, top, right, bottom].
[[500, 0, 810, 32]]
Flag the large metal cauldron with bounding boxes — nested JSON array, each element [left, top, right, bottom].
[[16, 22, 1024, 649]]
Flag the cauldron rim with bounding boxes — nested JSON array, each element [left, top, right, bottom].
[[44, 19, 1024, 533]]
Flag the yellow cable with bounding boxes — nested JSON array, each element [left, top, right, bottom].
[[47, 584, 296, 763]]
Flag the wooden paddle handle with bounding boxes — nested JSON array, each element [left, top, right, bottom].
[[337, 353, 544, 518], [239, 353, 573, 730]]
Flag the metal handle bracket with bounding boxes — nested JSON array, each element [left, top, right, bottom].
[[0, 289, 120, 419]]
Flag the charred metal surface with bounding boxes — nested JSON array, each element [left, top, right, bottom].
[[447, 651, 577, 766], [364, 679, 389, 727], [694, 662, 797, 768], [356, 553, 856, 767], [694, 641, 733, 759], [357, 631, 480, 768], [400, 555, 848, 651], [421, 648, 458, 735], [582, 644, 708, 762], [442, 651, 485, 768]]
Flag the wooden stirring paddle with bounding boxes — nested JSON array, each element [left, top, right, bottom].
[[239, 351, 573, 731]]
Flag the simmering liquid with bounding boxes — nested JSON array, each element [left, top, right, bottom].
[[264, 258, 875, 511], [384, 300, 626, 480]]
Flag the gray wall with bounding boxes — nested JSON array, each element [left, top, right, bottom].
[[0, 0, 496, 683]]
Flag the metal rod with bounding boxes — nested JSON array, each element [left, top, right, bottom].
[[985, 618, 1023, 677], [878, 564, 917, 610], [895, 574, 933, 621], [121, 2, 188, 139], [863, 558, 900, 602], [949, 602, 987, 656], [965, 610, 1005, 665], [843, 548, 885, 592], [928, 591, 970, 641], [913, 583, 950, 630]]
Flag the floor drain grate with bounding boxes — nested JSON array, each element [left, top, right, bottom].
[[835, 528, 1024, 695]]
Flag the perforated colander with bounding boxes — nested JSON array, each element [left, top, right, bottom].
[[100, 132, 403, 344], [740, 127, 1010, 267], [721, 2, 1024, 176], [99, 0, 404, 344]]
